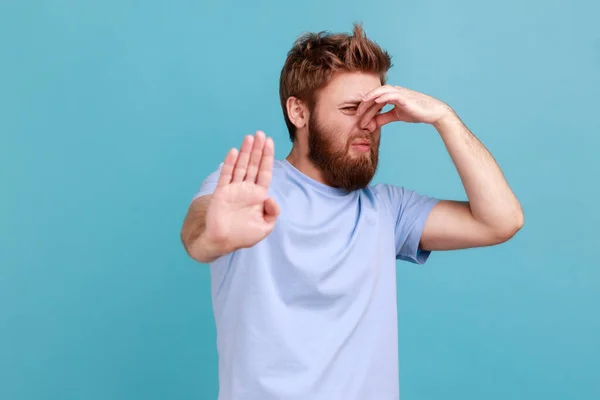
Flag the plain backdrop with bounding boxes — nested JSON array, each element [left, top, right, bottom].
[[1, 0, 599, 399]]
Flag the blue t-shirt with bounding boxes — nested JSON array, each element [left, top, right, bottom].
[[192, 159, 439, 400]]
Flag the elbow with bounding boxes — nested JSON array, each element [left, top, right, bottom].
[[493, 208, 524, 243], [181, 230, 224, 264], [180, 231, 208, 264], [183, 240, 212, 264], [183, 242, 209, 264]]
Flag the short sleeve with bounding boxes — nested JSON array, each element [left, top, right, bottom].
[[191, 163, 223, 202], [375, 184, 440, 264]]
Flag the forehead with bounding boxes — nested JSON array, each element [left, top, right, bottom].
[[319, 71, 382, 103]]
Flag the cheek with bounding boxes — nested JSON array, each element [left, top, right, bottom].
[[314, 110, 356, 147], [334, 115, 359, 136], [333, 125, 353, 146]]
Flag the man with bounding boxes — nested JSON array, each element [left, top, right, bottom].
[[181, 24, 523, 400]]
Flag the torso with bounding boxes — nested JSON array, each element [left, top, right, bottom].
[[209, 160, 402, 400]]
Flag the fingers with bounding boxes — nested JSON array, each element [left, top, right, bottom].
[[359, 102, 385, 129], [375, 109, 399, 127], [263, 197, 280, 223], [357, 86, 409, 129], [362, 85, 406, 103], [373, 91, 406, 105], [218, 131, 274, 188], [216, 148, 239, 187], [231, 135, 255, 182], [363, 92, 406, 128], [355, 98, 376, 118], [356, 85, 392, 116], [244, 131, 266, 183], [256, 137, 274, 188], [356, 85, 406, 116]]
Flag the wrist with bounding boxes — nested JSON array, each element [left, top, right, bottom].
[[432, 107, 461, 134], [193, 230, 232, 263]]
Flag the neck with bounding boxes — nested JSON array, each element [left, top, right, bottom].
[[286, 144, 329, 186]]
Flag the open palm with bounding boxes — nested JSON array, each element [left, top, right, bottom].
[[204, 131, 280, 252]]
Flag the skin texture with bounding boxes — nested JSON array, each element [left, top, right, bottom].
[[181, 71, 524, 262]]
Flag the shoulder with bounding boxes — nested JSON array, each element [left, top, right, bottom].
[[268, 159, 301, 190], [368, 183, 439, 216], [368, 183, 405, 207], [272, 159, 287, 175], [273, 159, 294, 177], [369, 182, 434, 201]]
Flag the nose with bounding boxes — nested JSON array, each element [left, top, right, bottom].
[[361, 116, 378, 133]]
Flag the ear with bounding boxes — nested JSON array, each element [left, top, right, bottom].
[[286, 96, 308, 129]]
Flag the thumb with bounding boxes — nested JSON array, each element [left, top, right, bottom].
[[263, 197, 280, 223], [375, 108, 399, 127]]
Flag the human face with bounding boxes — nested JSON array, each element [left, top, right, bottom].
[[307, 71, 383, 191]]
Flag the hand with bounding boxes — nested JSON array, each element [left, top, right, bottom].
[[204, 131, 280, 252], [356, 85, 454, 128]]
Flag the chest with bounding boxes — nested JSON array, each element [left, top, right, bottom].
[[256, 195, 394, 303]]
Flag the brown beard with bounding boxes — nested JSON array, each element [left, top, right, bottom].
[[307, 111, 380, 191]]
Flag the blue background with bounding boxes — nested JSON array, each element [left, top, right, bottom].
[[2, 0, 599, 399]]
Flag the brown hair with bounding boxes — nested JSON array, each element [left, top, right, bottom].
[[279, 23, 393, 142]]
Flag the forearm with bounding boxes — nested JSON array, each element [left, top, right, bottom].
[[433, 111, 524, 234]]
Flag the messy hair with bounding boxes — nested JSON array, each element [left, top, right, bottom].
[[279, 23, 393, 142]]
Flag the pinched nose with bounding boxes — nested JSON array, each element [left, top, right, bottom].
[[360, 116, 378, 133]]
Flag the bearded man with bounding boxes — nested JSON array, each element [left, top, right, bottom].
[[180, 23, 524, 400]]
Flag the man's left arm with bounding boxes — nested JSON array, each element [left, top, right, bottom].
[[357, 85, 524, 251], [420, 112, 524, 251]]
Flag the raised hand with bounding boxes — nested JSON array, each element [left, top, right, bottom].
[[203, 131, 280, 253]]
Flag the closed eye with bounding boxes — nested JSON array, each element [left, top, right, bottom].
[[341, 106, 358, 113]]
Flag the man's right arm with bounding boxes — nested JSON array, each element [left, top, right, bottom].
[[180, 194, 227, 264], [180, 131, 278, 264]]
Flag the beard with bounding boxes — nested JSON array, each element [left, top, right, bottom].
[[307, 111, 380, 191]]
